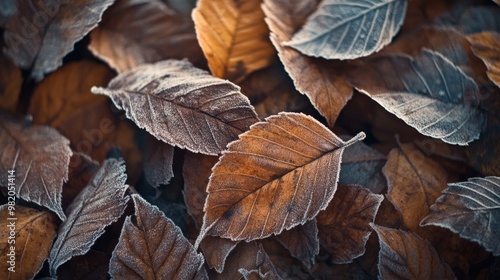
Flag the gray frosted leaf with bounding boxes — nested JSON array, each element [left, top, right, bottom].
[[110, 194, 207, 279], [3, 0, 114, 81], [48, 158, 129, 276], [144, 136, 174, 188], [92, 59, 259, 155], [284, 0, 407, 60], [349, 49, 486, 145], [421, 176, 500, 256], [0, 111, 71, 220]]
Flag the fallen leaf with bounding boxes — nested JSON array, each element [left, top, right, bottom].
[[197, 112, 365, 245], [275, 219, 319, 268], [3, 0, 114, 80], [263, 0, 353, 127], [0, 205, 58, 280], [421, 176, 500, 256], [89, 0, 204, 73], [92, 59, 259, 156], [348, 49, 486, 145], [49, 158, 129, 276], [62, 153, 100, 211], [339, 137, 387, 194], [260, 238, 315, 279], [383, 143, 448, 232], [468, 31, 500, 88], [110, 194, 207, 279], [372, 224, 455, 279], [284, 0, 407, 60], [192, 0, 275, 82], [144, 136, 174, 188], [316, 185, 383, 264], [0, 51, 22, 112], [0, 111, 72, 220], [437, 6, 500, 35]]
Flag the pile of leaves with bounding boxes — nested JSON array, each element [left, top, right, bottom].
[[0, 0, 499, 279]]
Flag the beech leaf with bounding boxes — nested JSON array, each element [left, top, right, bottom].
[[275, 219, 319, 268], [92, 59, 259, 156], [3, 0, 114, 80], [0, 111, 72, 220], [0, 205, 58, 280], [110, 194, 207, 279], [349, 49, 486, 145], [192, 0, 275, 82], [421, 176, 500, 256], [372, 224, 455, 279], [48, 158, 129, 276], [316, 185, 383, 264], [283, 0, 407, 60], [468, 31, 500, 88], [196, 112, 365, 246]]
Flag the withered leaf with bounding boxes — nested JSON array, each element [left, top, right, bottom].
[[110, 194, 207, 279], [372, 224, 455, 279], [284, 0, 407, 60], [421, 176, 500, 256], [468, 31, 500, 88], [144, 137, 174, 188], [192, 0, 275, 82], [349, 49, 486, 145], [49, 158, 129, 276], [0, 205, 58, 280], [197, 112, 365, 245], [89, 0, 203, 73], [383, 143, 448, 232], [316, 185, 383, 264], [0, 111, 72, 220], [263, 0, 353, 127], [0, 51, 22, 112], [3, 0, 114, 80], [275, 219, 319, 268], [92, 59, 259, 156]]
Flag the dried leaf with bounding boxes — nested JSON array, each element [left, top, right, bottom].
[[383, 143, 448, 232], [89, 0, 204, 73], [339, 137, 387, 194], [3, 0, 114, 80], [468, 31, 500, 88], [317, 185, 383, 264], [110, 194, 207, 279], [63, 153, 100, 211], [92, 59, 259, 156], [0, 52, 22, 112], [144, 136, 174, 187], [0, 205, 58, 280], [0, 111, 72, 220], [263, 0, 353, 127], [284, 0, 407, 60], [197, 112, 365, 245], [349, 49, 486, 145], [437, 6, 500, 35], [421, 176, 500, 256], [275, 219, 319, 268], [192, 0, 275, 82], [49, 158, 129, 276], [372, 224, 455, 279]]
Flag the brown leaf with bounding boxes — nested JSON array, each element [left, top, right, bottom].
[[63, 153, 100, 211], [0, 111, 72, 220], [110, 194, 208, 279], [0, 205, 58, 280], [192, 0, 275, 82], [383, 143, 448, 232], [372, 224, 455, 279], [275, 219, 319, 268], [92, 59, 259, 156], [263, 0, 353, 127], [0, 51, 22, 112], [421, 176, 500, 256], [197, 112, 365, 245], [89, 0, 204, 73], [3, 0, 114, 80], [317, 185, 383, 264], [49, 158, 129, 276], [144, 136, 174, 188], [468, 31, 500, 88], [348, 49, 486, 145]]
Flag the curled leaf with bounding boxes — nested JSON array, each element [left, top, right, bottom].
[[468, 31, 500, 88], [197, 112, 365, 245], [110, 194, 207, 279], [92, 59, 259, 155], [421, 176, 500, 256]]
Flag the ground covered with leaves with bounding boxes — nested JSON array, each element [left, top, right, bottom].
[[0, 0, 499, 279]]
